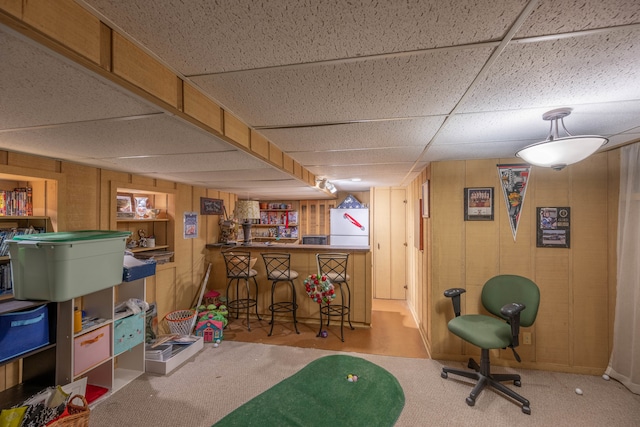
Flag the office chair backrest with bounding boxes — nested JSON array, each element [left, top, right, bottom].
[[481, 275, 540, 327]]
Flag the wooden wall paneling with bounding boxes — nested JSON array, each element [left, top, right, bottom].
[[183, 82, 223, 134], [269, 143, 284, 168], [533, 255, 570, 365], [23, 0, 101, 64], [250, 130, 269, 160], [60, 162, 99, 230], [282, 153, 294, 173], [173, 183, 193, 311], [431, 161, 466, 357], [390, 188, 407, 300], [0, 0, 22, 17], [7, 152, 59, 172], [464, 160, 500, 285], [112, 32, 178, 108], [570, 155, 610, 368], [223, 111, 250, 148], [372, 188, 391, 299], [606, 151, 620, 355], [156, 266, 176, 334]]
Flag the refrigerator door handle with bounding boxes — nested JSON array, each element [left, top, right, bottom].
[[343, 213, 365, 231]]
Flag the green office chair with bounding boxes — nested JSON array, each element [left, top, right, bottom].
[[441, 275, 540, 415]]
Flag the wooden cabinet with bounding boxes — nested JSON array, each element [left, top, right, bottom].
[[253, 207, 299, 243], [56, 278, 147, 405]]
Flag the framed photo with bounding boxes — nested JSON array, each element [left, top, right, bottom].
[[200, 197, 224, 215], [464, 187, 494, 221], [116, 194, 135, 219], [422, 181, 430, 218], [537, 207, 570, 248]]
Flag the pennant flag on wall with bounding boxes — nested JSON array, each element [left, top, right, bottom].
[[497, 164, 532, 241]]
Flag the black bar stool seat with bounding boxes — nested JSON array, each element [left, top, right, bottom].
[[316, 253, 354, 341], [261, 253, 300, 336], [222, 248, 261, 331]]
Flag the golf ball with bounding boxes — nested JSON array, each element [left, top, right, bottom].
[[575, 388, 583, 395], [602, 374, 610, 381]]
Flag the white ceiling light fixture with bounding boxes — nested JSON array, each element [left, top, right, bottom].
[[515, 108, 608, 171]]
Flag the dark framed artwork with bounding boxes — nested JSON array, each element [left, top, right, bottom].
[[537, 207, 570, 248], [200, 197, 224, 215], [464, 187, 494, 221]]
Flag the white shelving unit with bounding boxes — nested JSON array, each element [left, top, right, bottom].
[[56, 278, 147, 405]]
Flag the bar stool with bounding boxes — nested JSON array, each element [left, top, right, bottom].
[[261, 253, 300, 336], [316, 253, 354, 341], [222, 248, 261, 331]]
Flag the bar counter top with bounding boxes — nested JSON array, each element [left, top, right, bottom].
[[205, 242, 372, 326], [205, 242, 370, 252]]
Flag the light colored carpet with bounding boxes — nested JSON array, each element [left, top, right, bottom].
[[89, 341, 640, 426]]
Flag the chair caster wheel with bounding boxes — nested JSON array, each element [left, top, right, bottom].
[[465, 397, 475, 407], [441, 371, 448, 379], [514, 380, 521, 387], [522, 406, 531, 415]]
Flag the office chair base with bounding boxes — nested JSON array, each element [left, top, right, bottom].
[[441, 350, 531, 415]]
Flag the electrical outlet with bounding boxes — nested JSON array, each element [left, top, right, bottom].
[[522, 332, 532, 345]]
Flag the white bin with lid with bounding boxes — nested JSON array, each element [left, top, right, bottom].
[[8, 230, 131, 301]]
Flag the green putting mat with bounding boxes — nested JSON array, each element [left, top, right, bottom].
[[213, 355, 405, 427]]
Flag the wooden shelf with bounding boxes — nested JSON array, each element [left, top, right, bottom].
[[116, 218, 169, 223], [254, 223, 298, 227], [127, 245, 169, 253]]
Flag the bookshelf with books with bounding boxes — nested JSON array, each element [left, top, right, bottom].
[[0, 175, 54, 298]]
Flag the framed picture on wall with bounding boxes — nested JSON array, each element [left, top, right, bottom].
[[422, 181, 430, 218], [464, 187, 494, 221], [536, 207, 570, 248], [200, 197, 224, 215]]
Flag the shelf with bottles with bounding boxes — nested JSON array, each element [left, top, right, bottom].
[[257, 210, 298, 226]]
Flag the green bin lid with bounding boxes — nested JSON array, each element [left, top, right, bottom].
[[12, 230, 131, 242]]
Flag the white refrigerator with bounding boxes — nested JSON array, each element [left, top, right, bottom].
[[330, 208, 369, 246]]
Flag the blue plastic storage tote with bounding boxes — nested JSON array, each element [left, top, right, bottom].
[[0, 304, 49, 363]]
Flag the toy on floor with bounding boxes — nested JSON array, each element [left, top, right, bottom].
[[193, 300, 229, 343]]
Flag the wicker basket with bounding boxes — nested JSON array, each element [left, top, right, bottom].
[[165, 309, 196, 335], [49, 395, 90, 427]]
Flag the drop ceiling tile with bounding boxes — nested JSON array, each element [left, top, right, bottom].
[[294, 146, 426, 166], [0, 114, 233, 159], [80, 0, 524, 74], [0, 28, 160, 130], [190, 46, 493, 126], [459, 28, 640, 114], [517, 0, 640, 38], [259, 117, 445, 152], [104, 151, 270, 173]]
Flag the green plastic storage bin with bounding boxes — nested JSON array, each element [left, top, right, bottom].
[[8, 230, 131, 302]]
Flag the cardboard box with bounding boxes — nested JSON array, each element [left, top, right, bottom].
[[9, 230, 130, 301]]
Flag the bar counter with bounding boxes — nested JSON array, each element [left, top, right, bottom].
[[205, 243, 372, 326]]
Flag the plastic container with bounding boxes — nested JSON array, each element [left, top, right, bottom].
[[8, 230, 130, 302]]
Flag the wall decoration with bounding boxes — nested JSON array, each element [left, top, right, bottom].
[[422, 181, 430, 218], [116, 194, 134, 219], [184, 212, 198, 239], [464, 187, 494, 221], [200, 197, 224, 215], [537, 207, 570, 248], [497, 164, 531, 241]]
